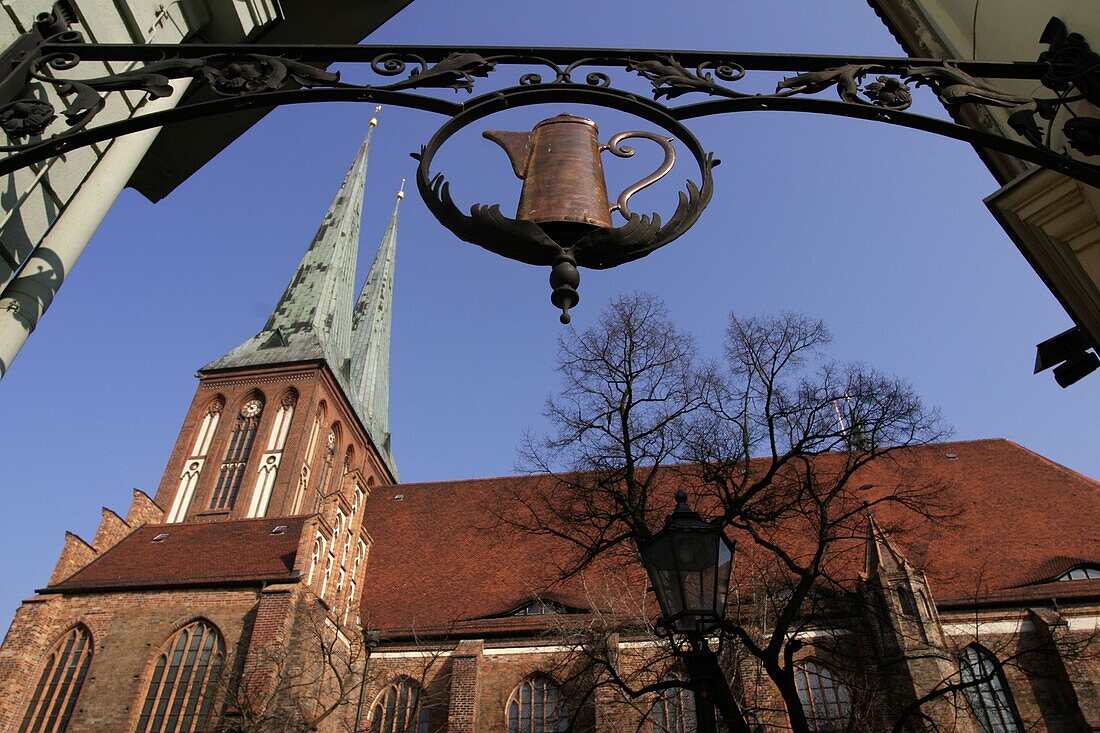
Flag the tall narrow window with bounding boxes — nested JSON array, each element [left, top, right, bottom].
[[370, 678, 429, 733], [308, 535, 325, 586], [292, 404, 325, 514], [652, 681, 696, 733], [136, 621, 224, 733], [344, 580, 357, 626], [507, 675, 567, 733], [19, 626, 93, 733], [959, 645, 1021, 733], [343, 445, 355, 475], [794, 661, 852, 732], [312, 426, 338, 510], [209, 397, 263, 510], [320, 553, 334, 599], [167, 398, 223, 523], [246, 390, 297, 518]]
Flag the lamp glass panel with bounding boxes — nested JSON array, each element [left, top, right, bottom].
[[715, 537, 733, 615], [676, 532, 718, 615], [642, 534, 686, 618]]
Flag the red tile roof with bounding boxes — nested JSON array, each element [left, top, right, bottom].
[[47, 516, 305, 592], [359, 440, 1100, 634]]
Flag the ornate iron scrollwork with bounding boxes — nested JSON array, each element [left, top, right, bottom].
[[0, 14, 1098, 321], [0, 18, 1096, 180]]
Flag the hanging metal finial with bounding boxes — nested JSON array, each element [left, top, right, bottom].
[[396, 178, 405, 200], [369, 105, 382, 128]]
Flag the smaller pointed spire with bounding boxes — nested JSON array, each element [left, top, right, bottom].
[[350, 180, 401, 459], [864, 513, 911, 578]]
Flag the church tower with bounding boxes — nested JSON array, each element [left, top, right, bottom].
[[0, 112, 401, 733], [155, 108, 400, 526]]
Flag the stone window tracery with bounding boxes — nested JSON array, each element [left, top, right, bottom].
[[292, 404, 325, 514], [794, 661, 852, 732], [321, 552, 334, 599], [308, 535, 325, 585], [506, 675, 567, 733], [959, 645, 1021, 733], [369, 677, 429, 733], [135, 620, 223, 733], [245, 390, 296, 518], [166, 397, 223, 523], [313, 424, 339, 510], [19, 625, 93, 733], [209, 397, 263, 510], [343, 445, 355, 475]]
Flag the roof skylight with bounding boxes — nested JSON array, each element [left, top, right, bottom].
[[1058, 566, 1100, 581]]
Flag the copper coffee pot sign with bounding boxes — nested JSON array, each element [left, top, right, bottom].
[[483, 113, 676, 234]]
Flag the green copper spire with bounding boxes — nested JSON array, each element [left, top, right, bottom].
[[203, 108, 400, 479], [203, 109, 380, 374], [350, 180, 401, 462]]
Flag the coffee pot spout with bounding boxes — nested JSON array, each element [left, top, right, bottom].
[[482, 130, 532, 179]]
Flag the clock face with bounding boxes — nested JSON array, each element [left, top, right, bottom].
[[241, 399, 263, 418]]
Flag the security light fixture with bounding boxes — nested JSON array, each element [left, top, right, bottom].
[[640, 491, 734, 636], [1035, 327, 1099, 387]]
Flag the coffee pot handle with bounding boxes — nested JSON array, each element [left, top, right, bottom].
[[602, 131, 676, 219]]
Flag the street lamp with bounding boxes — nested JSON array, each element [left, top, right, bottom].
[[640, 491, 738, 733], [641, 490, 735, 635]]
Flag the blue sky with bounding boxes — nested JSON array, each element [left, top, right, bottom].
[[1, 0, 1097, 632]]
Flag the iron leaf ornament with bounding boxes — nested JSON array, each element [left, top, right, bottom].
[[776, 64, 913, 109], [198, 55, 340, 96], [372, 52, 496, 93], [628, 56, 747, 100]]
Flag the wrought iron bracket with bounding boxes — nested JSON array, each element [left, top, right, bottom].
[[0, 17, 1095, 182], [1, 13, 1098, 321]]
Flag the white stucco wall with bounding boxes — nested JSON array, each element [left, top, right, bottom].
[[0, 1, 281, 375]]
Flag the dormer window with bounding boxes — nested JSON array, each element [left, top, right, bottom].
[[512, 600, 566, 616], [1058, 566, 1100, 581]]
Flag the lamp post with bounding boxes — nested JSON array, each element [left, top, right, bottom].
[[640, 491, 736, 733]]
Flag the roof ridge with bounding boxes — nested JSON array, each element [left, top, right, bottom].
[[383, 439, 1023, 490], [139, 515, 311, 530], [996, 438, 1100, 487]]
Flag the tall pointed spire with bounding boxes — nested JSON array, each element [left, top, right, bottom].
[[350, 179, 401, 455], [203, 108, 382, 374]]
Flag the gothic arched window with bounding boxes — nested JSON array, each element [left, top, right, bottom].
[[246, 389, 297, 518], [167, 397, 223, 523], [209, 396, 264, 510], [135, 620, 224, 733], [959, 645, 1021, 733], [307, 535, 325, 585], [651, 680, 696, 733], [794, 661, 852, 732], [19, 625, 93, 733], [312, 424, 339, 510], [369, 678, 429, 733], [506, 675, 567, 733]]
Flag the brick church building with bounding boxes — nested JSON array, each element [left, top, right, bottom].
[[1, 115, 1099, 733]]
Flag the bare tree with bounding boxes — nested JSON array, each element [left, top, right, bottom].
[[513, 292, 953, 733], [218, 600, 369, 733]]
